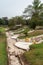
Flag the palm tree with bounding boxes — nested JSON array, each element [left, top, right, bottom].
[[23, 0, 43, 19], [23, 0, 43, 29]]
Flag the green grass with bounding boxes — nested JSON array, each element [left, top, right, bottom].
[[30, 43, 43, 49], [0, 27, 8, 65], [0, 27, 5, 32], [28, 30, 43, 37], [14, 26, 30, 34], [23, 42, 43, 65], [18, 30, 43, 39]]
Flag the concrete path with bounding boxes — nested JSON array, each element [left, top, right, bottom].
[[6, 32, 25, 65]]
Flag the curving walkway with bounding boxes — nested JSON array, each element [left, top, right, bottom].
[[6, 31, 43, 65], [6, 32, 25, 65]]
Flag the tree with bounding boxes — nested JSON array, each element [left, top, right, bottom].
[[23, 0, 43, 29], [8, 17, 16, 29], [24, 0, 43, 18], [0, 18, 3, 25], [16, 16, 25, 25], [8, 16, 26, 27], [2, 17, 8, 25]]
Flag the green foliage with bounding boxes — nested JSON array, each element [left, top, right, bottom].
[[23, 42, 43, 65], [0, 18, 3, 25], [0, 27, 5, 35], [28, 30, 43, 37], [8, 16, 26, 30], [0, 27, 8, 65], [0, 17, 8, 26], [23, 28, 29, 36], [0, 27, 5, 32], [23, 0, 43, 29], [29, 20, 36, 29], [30, 43, 43, 49], [18, 30, 43, 39], [8, 18, 15, 29]]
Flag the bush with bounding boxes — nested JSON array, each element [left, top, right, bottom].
[[23, 28, 29, 36], [23, 42, 43, 65], [29, 21, 36, 29], [30, 43, 43, 50]]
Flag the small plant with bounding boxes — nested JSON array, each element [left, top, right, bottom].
[[23, 28, 29, 36]]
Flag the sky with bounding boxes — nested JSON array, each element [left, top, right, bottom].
[[0, 0, 43, 18]]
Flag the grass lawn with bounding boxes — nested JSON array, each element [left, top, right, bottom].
[[28, 30, 43, 37], [18, 30, 43, 39], [0, 27, 5, 32], [23, 42, 43, 65], [0, 27, 8, 65]]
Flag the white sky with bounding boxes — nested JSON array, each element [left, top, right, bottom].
[[0, 0, 43, 18]]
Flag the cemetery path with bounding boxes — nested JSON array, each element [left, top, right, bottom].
[[6, 31, 25, 65]]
